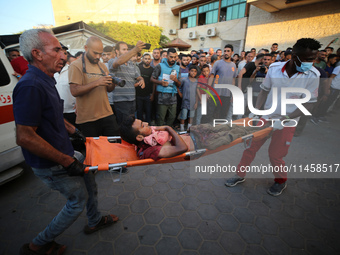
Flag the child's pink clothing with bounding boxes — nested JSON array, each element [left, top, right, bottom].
[[143, 126, 172, 146]]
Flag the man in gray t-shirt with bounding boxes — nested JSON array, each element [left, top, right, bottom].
[[108, 41, 145, 125], [208, 44, 237, 121]]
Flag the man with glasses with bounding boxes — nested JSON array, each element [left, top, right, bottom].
[[68, 36, 117, 137]]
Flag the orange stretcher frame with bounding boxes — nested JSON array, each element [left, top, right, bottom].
[[83, 118, 273, 180]]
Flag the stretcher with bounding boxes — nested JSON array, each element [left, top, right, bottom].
[[84, 118, 272, 181]]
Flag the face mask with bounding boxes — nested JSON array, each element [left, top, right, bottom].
[[295, 55, 313, 72]]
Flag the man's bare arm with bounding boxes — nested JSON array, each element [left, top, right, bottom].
[[112, 41, 145, 68], [16, 125, 74, 167], [70, 75, 113, 97], [156, 126, 188, 158]]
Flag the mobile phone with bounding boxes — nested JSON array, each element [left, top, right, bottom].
[[144, 43, 151, 50]]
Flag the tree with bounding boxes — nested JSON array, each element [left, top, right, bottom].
[[89, 21, 165, 51]]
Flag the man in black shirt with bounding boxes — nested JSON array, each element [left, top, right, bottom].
[[137, 53, 154, 123]]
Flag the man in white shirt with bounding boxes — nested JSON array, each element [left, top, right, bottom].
[[226, 38, 321, 196]]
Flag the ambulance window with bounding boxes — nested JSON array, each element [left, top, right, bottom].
[[0, 59, 10, 86]]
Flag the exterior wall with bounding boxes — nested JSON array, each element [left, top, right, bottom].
[[177, 17, 248, 51], [245, 1, 340, 51], [52, 0, 179, 40]]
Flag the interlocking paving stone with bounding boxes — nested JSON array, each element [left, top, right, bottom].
[[219, 232, 246, 254], [135, 187, 154, 199], [262, 235, 290, 255], [238, 224, 263, 244], [98, 196, 117, 211], [306, 212, 333, 230], [170, 169, 187, 179], [196, 180, 213, 192], [140, 176, 157, 187], [198, 241, 225, 255], [38, 191, 59, 204], [110, 204, 130, 220], [100, 221, 124, 241], [73, 232, 100, 250], [248, 201, 270, 216], [124, 180, 141, 192], [130, 199, 150, 214], [178, 229, 203, 250], [166, 189, 184, 202], [123, 214, 145, 232], [88, 241, 114, 255], [168, 179, 185, 189], [106, 185, 124, 197], [137, 225, 161, 245], [284, 204, 306, 219], [155, 237, 181, 255], [197, 204, 219, 220], [160, 218, 182, 236], [198, 221, 221, 240], [212, 186, 230, 199], [306, 239, 337, 255], [163, 202, 183, 217], [182, 185, 200, 197], [196, 191, 216, 204], [278, 228, 305, 249], [156, 172, 172, 183], [269, 210, 292, 227], [214, 198, 233, 213], [179, 251, 198, 255], [262, 195, 283, 210], [233, 207, 255, 224], [118, 191, 136, 205], [152, 183, 170, 194], [255, 216, 279, 235], [114, 232, 139, 254], [148, 195, 167, 208], [319, 206, 340, 221], [216, 213, 239, 231], [180, 197, 201, 211], [244, 245, 269, 255], [243, 188, 263, 201], [145, 168, 159, 177], [179, 211, 201, 228], [133, 246, 157, 255], [229, 193, 249, 207], [144, 208, 165, 224]]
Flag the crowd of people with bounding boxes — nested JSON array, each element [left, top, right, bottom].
[[8, 28, 339, 254]]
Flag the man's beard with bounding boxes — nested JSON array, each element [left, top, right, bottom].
[[181, 62, 188, 67], [153, 56, 160, 61], [86, 52, 99, 64], [224, 55, 230, 60]]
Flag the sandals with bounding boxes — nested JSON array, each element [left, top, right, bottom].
[[20, 241, 66, 255], [83, 214, 119, 234]]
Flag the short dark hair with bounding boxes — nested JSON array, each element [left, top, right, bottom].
[[115, 41, 127, 52], [256, 53, 265, 60], [103, 46, 113, 52], [143, 53, 151, 58], [264, 53, 273, 58], [6, 48, 19, 54], [292, 38, 321, 54], [189, 65, 199, 77], [201, 64, 210, 71], [319, 50, 327, 53], [251, 48, 256, 51], [224, 44, 233, 51], [119, 115, 139, 145], [327, 54, 337, 60], [210, 54, 218, 63], [153, 48, 160, 52], [284, 50, 292, 57], [160, 50, 167, 56], [216, 49, 222, 53], [325, 46, 334, 51], [272, 43, 278, 46], [167, 48, 177, 54], [244, 51, 251, 57], [192, 54, 199, 59], [67, 52, 75, 62], [74, 51, 83, 58]]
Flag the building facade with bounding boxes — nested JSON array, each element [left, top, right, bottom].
[[51, 0, 340, 53]]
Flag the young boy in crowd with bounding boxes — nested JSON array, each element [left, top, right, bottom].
[[180, 66, 199, 131], [196, 64, 210, 125]]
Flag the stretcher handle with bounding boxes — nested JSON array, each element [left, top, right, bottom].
[[85, 162, 128, 173]]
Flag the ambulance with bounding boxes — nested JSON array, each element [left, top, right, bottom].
[[0, 46, 24, 185]]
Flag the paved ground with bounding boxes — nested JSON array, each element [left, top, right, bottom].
[[1, 107, 340, 255]]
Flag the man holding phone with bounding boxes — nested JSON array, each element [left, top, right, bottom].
[[108, 41, 146, 125]]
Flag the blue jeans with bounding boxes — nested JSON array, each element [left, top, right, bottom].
[[136, 96, 152, 123], [31, 151, 101, 245]]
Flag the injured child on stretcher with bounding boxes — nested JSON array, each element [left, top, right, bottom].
[[119, 116, 262, 161]]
